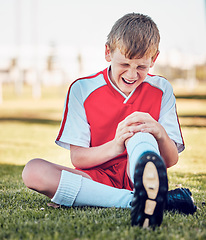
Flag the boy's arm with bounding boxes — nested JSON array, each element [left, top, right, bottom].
[[70, 117, 139, 169], [155, 123, 178, 168], [71, 111, 178, 169], [70, 142, 117, 169]]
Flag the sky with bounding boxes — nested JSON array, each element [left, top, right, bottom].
[[0, 0, 205, 75]]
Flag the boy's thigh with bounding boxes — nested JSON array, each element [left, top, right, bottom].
[[26, 158, 92, 180], [52, 162, 92, 179]]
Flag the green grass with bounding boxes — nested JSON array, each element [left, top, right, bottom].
[[0, 165, 205, 240], [0, 84, 206, 239]]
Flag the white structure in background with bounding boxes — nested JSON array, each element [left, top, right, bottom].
[[30, 0, 41, 99], [41, 43, 66, 86], [9, 58, 23, 96], [157, 49, 204, 91], [0, 78, 2, 104], [170, 49, 197, 91], [41, 69, 65, 86]]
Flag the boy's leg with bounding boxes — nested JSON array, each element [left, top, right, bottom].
[[52, 170, 133, 208], [126, 132, 168, 228], [22, 159, 133, 208], [126, 132, 160, 182], [22, 158, 92, 198]]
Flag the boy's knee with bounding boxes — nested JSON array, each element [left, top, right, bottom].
[[22, 158, 44, 189]]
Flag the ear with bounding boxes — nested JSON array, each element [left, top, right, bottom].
[[150, 50, 160, 67], [105, 44, 112, 62]]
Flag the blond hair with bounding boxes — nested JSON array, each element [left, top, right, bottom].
[[106, 13, 160, 59]]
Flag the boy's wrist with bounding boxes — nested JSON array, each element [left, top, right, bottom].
[[110, 139, 126, 157]]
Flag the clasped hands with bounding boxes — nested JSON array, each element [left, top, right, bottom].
[[113, 111, 164, 155]]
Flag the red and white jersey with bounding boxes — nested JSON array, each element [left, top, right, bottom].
[[56, 67, 184, 162]]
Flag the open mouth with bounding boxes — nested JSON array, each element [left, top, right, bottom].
[[122, 77, 136, 85]]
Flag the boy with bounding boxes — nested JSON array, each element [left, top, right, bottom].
[[22, 13, 196, 228]]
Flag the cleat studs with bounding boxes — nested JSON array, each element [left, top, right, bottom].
[[134, 182, 141, 189], [160, 186, 168, 192], [139, 190, 146, 197], [135, 168, 141, 175], [160, 171, 167, 177], [157, 196, 164, 203]]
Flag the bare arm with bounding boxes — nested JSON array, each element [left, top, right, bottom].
[[156, 125, 178, 168], [70, 141, 118, 169], [70, 114, 142, 169], [71, 111, 178, 169]]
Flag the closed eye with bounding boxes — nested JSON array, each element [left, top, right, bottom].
[[137, 65, 147, 70], [120, 63, 130, 67]]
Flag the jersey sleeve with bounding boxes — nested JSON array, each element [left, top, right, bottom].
[[55, 81, 91, 150], [158, 80, 185, 153]]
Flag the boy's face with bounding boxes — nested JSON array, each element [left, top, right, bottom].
[[105, 45, 156, 96]]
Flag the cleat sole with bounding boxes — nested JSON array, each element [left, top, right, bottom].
[[143, 161, 159, 200], [131, 151, 168, 228]]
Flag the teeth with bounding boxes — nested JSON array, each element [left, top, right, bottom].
[[122, 78, 136, 84]]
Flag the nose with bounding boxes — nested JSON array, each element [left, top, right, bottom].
[[126, 68, 138, 80]]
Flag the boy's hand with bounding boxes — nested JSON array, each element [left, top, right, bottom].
[[113, 118, 135, 155], [113, 111, 165, 155], [124, 111, 164, 141]]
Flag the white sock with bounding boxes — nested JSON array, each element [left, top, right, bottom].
[[51, 170, 82, 206], [51, 170, 133, 208], [127, 132, 160, 183]]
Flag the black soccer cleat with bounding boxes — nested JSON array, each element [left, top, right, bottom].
[[165, 187, 197, 214], [131, 151, 168, 228]]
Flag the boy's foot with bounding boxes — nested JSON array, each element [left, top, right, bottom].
[[131, 151, 168, 228], [165, 187, 197, 214]]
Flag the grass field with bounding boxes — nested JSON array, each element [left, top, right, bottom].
[[0, 84, 206, 239]]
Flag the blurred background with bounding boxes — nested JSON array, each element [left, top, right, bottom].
[[0, 0, 206, 101], [0, 0, 206, 170]]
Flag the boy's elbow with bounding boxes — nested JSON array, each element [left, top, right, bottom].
[[70, 151, 85, 169], [166, 155, 178, 168], [71, 158, 81, 168], [70, 145, 91, 169], [70, 153, 80, 168], [70, 145, 82, 168]]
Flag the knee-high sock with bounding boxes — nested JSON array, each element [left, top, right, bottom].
[[127, 132, 160, 183], [51, 170, 133, 208]]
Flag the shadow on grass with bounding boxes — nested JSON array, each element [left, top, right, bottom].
[[0, 117, 60, 125], [180, 125, 206, 128], [179, 115, 206, 128], [176, 94, 206, 99], [1, 116, 206, 128], [179, 115, 206, 118]]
